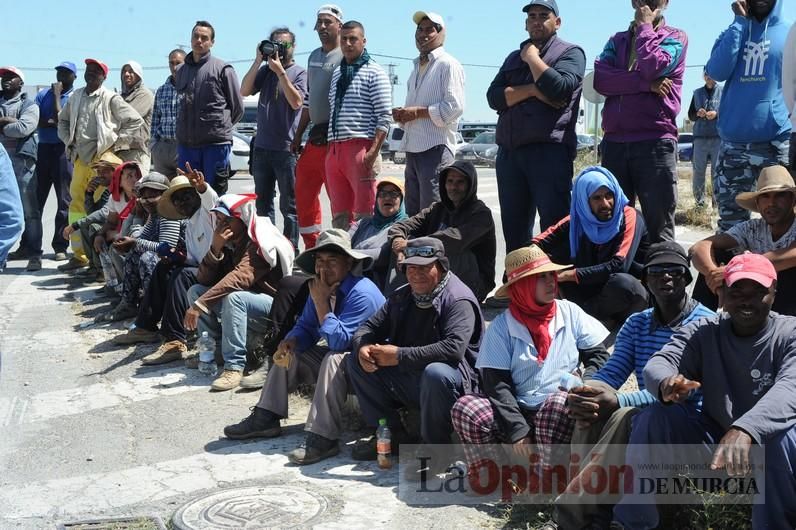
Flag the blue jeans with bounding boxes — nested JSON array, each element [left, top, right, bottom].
[[691, 136, 721, 207], [601, 138, 678, 243], [252, 148, 298, 248], [496, 142, 572, 253], [187, 285, 273, 372], [177, 143, 231, 195], [12, 155, 41, 255], [346, 355, 464, 444], [614, 402, 796, 530]]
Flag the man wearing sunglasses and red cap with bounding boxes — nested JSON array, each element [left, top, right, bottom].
[[57, 58, 143, 271]]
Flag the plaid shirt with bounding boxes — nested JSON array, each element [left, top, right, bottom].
[[151, 76, 178, 141]]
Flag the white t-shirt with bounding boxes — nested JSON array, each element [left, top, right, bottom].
[[107, 195, 129, 214], [726, 218, 796, 254]]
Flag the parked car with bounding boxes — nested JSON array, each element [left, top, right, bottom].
[[230, 131, 252, 176], [458, 122, 498, 142], [392, 132, 466, 165], [576, 134, 596, 152], [678, 132, 694, 162], [235, 96, 259, 136], [455, 130, 497, 167]]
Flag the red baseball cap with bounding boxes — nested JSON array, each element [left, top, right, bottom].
[[724, 253, 777, 288], [0, 66, 25, 83], [84, 58, 109, 76]]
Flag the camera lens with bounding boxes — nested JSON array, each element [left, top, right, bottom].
[[259, 40, 276, 57]]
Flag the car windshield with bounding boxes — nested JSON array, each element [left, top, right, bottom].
[[471, 132, 496, 144]]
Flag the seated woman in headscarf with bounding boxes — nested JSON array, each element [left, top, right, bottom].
[[533, 166, 650, 332], [238, 177, 407, 390], [451, 245, 609, 483]]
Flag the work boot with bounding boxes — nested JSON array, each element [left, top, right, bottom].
[[25, 256, 42, 272], [113, 327, 160, 345], [141, 340, 187, 365], [7, 248, 29, 261], [223, 407, 281, 439], [287, 433, 339, 465], [107, 300, 138, 322], [57, 257, 89, 271], [239, 361, 269, 389], [210, 369, 242, 391]]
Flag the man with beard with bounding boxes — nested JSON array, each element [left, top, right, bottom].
[[487, 0, 585, 255], [241, 27, 307, 248], [394, 10, 464, 215], [691, 165, 796, 315], [151, 50, 185, 176], [118, 61, 154, 169], [294, 4, 343, 249]]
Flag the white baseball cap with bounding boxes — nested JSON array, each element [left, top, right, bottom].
[[317, 4, 343, 22], [412, 11, 445, 28]]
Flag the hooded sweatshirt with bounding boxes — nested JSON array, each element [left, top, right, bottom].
[[706, 0, 792, 143], [782, 23, 796, 131], [388, 160, 496, 301], [121, 61, 154, 151]]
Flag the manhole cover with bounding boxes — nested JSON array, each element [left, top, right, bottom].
[[172, 485, 328, 529]]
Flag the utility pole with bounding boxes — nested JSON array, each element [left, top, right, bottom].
[[386, 63, 399, 102]]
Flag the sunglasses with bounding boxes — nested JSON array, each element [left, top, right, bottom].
[[405, 246, 442, 258], [647, 265, 687, 277], [377, 190, 401, 199]]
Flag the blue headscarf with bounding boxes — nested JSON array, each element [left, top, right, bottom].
[[569, 166, 629, 258], [371, 184, 408, 231]]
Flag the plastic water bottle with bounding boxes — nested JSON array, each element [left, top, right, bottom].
[[558, 370, 583, 391], [376, 418, 392, 469], [196, 331, 217, 377]]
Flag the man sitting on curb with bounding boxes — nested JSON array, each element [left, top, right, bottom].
[[550, 242, 714, 530], [388, 160, 496, 302], [223, 229, 385, 465], [346, 237, 484, 478], [61, 152, 122, 278], [613, 253, 796, 530], [184, 194, 294, 391], [691, 165, 796, 316], [113, 164, 217, 352], [534, 166, 649, 332]]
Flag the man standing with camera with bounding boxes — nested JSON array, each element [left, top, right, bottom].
[[487, 0, 585, 256], [294, 5, 343, 250], [241, 27, 307, 249], [175, 21, 243, 195]]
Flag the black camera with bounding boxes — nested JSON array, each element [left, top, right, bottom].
[[259, 40, 288, 59]]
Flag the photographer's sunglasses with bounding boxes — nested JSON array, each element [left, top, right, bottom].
[[405, 246, 442, 258]]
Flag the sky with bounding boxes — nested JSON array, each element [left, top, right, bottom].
[[3, 0, 796, 126]]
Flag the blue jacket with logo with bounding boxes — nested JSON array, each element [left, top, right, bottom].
[[706, 0, 792, 143]]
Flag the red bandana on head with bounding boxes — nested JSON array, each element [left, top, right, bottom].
[[508, 274, 558, 363]]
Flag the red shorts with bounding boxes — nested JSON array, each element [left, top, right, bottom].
[[325, 138, 377, 217]]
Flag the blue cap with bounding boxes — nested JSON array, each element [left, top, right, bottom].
[[522, 0, 559, 16], [55, 61, 77, 74], [210, 203, 232, 217]]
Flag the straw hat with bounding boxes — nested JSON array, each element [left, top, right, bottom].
[[377, 176, 405, 196], [736, 166, 796, 213], [494, 244, 571, 299], [158, 175, 196, 220], [89, 151, 123, 170]]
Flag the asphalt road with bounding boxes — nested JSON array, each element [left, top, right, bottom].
[[0, 165, 712, 529]]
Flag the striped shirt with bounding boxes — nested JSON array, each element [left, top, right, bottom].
[[151, 77, 178, 141], [477, 300, 609, 409], [327, 59, 392, 142], [592, 301, 715, 408], [400, 47, 465, 153], [134, 215, 185, 253]]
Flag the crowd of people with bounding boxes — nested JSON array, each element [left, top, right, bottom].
[[1, 0, 796, 528]]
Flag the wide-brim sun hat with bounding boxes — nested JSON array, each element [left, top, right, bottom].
[[295, 228, 374, 275], [158, 175, 196, 220], [494, 244, 571, 299], [89, 151, 124, 170], [736, 165, 796, 213]]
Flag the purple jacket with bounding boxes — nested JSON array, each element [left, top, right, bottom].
[[594, 20, 688, 142]]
